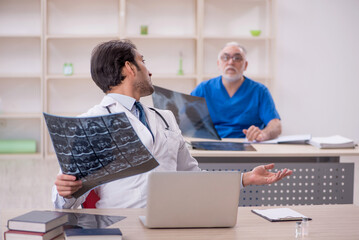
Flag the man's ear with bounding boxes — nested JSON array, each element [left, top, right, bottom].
[[124, 61, 136, 76], [244, 61, 248, 71]]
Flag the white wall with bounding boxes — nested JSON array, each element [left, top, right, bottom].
[[273, 0, 359, 142]]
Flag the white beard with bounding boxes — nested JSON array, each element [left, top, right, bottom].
[[223, 73, 241, 83]]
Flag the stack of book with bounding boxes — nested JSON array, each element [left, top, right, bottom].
[[309, 135, 356, 149], [4, 211, 69, 240]]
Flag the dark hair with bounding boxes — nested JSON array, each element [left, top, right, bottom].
[[90, 39, 140, 93]]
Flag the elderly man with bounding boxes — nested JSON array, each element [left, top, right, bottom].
[[191, 42, 281, 141], [52, 40, 291, 209]]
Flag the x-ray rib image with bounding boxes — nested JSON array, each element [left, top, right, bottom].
[[44, 112, 159, 198], [152, 85, 221, 140]]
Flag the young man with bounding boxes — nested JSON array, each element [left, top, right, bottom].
[[191, 42, 281, 141], [52, 40, 291, 209]]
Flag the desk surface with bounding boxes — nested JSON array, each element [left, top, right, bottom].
[[2, 205, 359, 240], [188, 138, 359, 157]]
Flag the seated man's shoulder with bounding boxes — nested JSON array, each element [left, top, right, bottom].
[[204, 76, 222, 85], [246, 77, 270, 91], [192, 76, 221, 95]]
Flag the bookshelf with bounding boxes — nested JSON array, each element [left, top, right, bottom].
[[0, 0, 43, 159], [0, 0, 274, 159]]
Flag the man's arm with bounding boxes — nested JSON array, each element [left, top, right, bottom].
[[243, 118, 282, 142], [242, 163, 291, 187]]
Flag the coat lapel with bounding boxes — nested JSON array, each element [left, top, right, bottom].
[[143, 105, 157, 141]]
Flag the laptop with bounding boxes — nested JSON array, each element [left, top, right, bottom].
[[139, 171, 241, 228]]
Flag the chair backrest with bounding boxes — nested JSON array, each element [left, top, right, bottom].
[[199, 162, 354, 206], [82, 190, 100, 208]]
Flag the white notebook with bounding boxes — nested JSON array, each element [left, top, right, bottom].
[[309, 135, 355, 149], [252, 208, 311, 222], [257, 134, 312, 144]]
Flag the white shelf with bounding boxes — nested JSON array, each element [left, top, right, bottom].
[[46, 38, 105, 75], [47, 77, 104, 114], [0, 113, 42, 119], [203, 36, 271, 41], [151, 74, 197, 80], [0, 35, 41, 38], [133, 38, 196, 76], [0, 0, 274, 158], [46, 35, 119, 40], [46, 74, 92, 80], [0, 38, 41, 75], [0, 74, 41, 79], [125, 0, 196, 37], [126, 34, 198, 40], [0, 153, 42, 160], [203, 0, 270, 37], [0, 0, 41, 36], [46, 0, 119, 35], [0, 78, 42, 113]]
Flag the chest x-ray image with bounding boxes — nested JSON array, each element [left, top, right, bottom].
[[152, 85, 221, 140]]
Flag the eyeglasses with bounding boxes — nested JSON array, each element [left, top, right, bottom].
[[220, 54, 244, 62]]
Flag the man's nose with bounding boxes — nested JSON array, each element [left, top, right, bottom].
[[227, 57, 235, 64]]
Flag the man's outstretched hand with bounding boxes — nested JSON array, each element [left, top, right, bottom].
[[242, 163, 292, 187]]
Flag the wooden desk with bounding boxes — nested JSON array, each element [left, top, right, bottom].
[[189, 138, 359, 160], [2, 205, 359, 240]]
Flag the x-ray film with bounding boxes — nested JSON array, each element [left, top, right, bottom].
[[191, 141, 256, 151], [44, 112, 159, 198], [152, 85, 221, 140], [64, 212, 126, 229]]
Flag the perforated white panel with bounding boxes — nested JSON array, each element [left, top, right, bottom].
[[199, 163, 354, 206]]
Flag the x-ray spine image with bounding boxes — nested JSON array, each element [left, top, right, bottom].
[[44, 112, 159, 198]]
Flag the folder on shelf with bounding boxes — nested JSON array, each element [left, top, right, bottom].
[[0, 140, 36, 153]]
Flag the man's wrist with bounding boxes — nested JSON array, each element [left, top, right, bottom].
[[242, 172, 251, 187]]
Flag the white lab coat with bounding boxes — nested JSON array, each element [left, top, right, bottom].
[[52, 95, 201, 209]]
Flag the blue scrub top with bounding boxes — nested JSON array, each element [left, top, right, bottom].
[[191, 76, 280, 138]]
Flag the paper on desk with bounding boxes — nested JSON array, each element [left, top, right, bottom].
[[252, 208, 309, 221], [245, 134, 311, 144]]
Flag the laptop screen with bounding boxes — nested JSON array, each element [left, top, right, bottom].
[[142, 171, 241, 228]]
